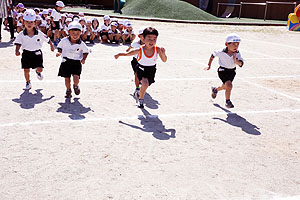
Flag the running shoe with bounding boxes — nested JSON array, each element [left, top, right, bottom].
[[211, 86, 218, 99], [24, 82, 31, 90], [65, 89, 72, 98], [133, 89, 140, 103], [36, 70, 43, 80], [138, 99, 144, 109], [225, 100, 234, 108], [73, 85, 80, 95]]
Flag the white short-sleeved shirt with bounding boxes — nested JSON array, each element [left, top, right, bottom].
[[108, 29, 120, 34], [92, 26, 100, 33], [57, 37, 89, 60], [123, 29, 135, 35], [14, 29, 50, 51], [100, 24, 110, 31], [51, 9, 61, 21], [131, 40, 142, 58], [212, 48, 244, 69]]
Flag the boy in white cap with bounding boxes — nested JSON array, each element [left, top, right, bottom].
[[14, 9, 55, 90], [125, 27, 145, 101], [56, 21, 89, 98], [114, 27, 167, 108], [49, 0, 65, 46], [108, 21, 121, 44], [100, 15, 110, 43], [204, 33, 244, 108], [82, 18, 95, 44], [122, 22, 135, 44]]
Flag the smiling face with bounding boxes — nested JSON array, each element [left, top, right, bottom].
[[24, 20, 36, 30], [142, 34, 157, 48], [226, 42, 240, 53], [68, 29, 81, 41]]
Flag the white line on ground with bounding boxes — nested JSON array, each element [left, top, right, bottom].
[[1, 108, 300, 128]]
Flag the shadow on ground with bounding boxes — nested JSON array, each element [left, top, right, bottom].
[[213, 103, 261, 135], [119, 108, 176, 140], [130, 92, 160, 109], [57, 98, 93, 120], [12, 89, 54, 109], [0, 40, 13, 48]]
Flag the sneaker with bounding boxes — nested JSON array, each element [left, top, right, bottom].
[[53, 41, 57, 46], [36, 70, 43, 80], [133, 89, 140, 103], [211, 87, 218, 99], [65, 89, 72, 98], [24, 82, 31, 90], [225, 100, 234, 108], [73, 85, 80, 95], [138, 99, 144, 108]]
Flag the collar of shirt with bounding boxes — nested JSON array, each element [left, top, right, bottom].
[[23, 28, 38, 36]]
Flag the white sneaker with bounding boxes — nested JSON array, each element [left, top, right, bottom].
[[24, 82, 31, 90], [36, 70, 43, 80]]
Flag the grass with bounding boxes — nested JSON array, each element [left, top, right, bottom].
[[121, 0, 221, 21]]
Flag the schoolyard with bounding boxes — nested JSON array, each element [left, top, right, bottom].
[[0, 18, 300, 199]]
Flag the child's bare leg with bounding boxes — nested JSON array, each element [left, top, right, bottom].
[[224, 81, 233, 100], [90, 33, 95, 41], [36, 67, 43, 73], [73, 75, 79, 86], [115, 34, 121, 41], [217, 84, 226, 91], [131, 35, 136, 42], [65, 77, 71, 89], [134, 73, 139, 88], [139, 78, 149, 99], [24, 69, 30, 82]]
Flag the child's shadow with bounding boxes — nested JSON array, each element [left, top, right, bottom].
[[12, 89, 54, 109], [213, 103, 261, 135], [0, 40, 13, 48], [119, 108, 176, 140], [57, 98, 93, 120], [130, 92, 160, 109]]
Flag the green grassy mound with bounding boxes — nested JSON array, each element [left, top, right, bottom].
[[121, 0, 221, 21]]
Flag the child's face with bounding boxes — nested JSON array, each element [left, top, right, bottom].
[[57, 7, 63, 11], [79, 20, 85, 26], [104, 19, 110, 25], [87, 22, 92, 27], [226, 42, 240, 53], [142, 34, 157, 48], [92, 20, 98, 27], [111, 25, 116, 31], [24, 20, 36, 29], [68, 29, 81, 41]]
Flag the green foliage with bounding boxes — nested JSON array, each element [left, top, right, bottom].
[[122, 0, 221, 21]]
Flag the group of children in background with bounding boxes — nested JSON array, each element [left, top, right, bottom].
[[8, 1, 136, 46], [12, 1, 243, 109]]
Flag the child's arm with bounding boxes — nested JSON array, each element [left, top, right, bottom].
[[233, 53, 243, 67], [126, 46, 132, 52], [48, 40, 55, 52], [81, 53, 88, 64], [204, 55, 214, 70], [15, 44, 21, 56], [114, 49, 140, 59], [56, 48, 62, 57], [157, 47, 167, 62]]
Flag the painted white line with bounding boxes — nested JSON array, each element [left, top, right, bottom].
[[1, 108, 300, 128], [239, 78, 300, 102], [0, 75, 299, 84]]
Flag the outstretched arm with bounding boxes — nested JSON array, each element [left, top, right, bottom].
[[204, 55, 214, 70], [15, 44, 21, 56], [157, 47, 167, 62], [114, 49, 140, 59]]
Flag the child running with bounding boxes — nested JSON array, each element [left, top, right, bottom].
[[204, 33, 244, 108], [125, 27, 145, 101], [14, 9, 54, 90], [114, 27, 167, 108], [56, 21, 89, 98]]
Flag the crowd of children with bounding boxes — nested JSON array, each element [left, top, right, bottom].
[[5, 1, 137, 45], [9, 1, 244, 109]]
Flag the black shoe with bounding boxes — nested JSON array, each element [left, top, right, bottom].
[[211, 87, 218, 99], [225, 100, 234, 108], [138, 99, 144, 108], [73, 85, 80, 95], [65, 89, 72, 98]]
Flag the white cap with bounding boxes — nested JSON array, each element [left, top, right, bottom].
[[126, 23, 132, 27], [23, 9, 36, 21], [118, 20, 124, 25], [68, 21, 82, 31], [66, 18, 72, 22], [48, 8, 53, 13], [68, 13, 74, 18], [226, 33, 241, 43], [86, 19, 92, 23], [61, 14, 66, 18], [79, 12, 84, 16], [111, 22, 118, 27], [36, 15, 42, 21], [42, 10, 48, 15], [103, 15, 110, 20], [138, 26, 146, 35], [34, 8, 40, 12], [56, 1, 65, 7]]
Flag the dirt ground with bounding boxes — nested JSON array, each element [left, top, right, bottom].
[[1, 18, 300, 200]]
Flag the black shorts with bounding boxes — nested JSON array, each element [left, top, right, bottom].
[[218, 66, 236, 83], [58, 58, 82, 78], [136, 64, 156, 86], [100, 31, 108, 38], [51, 21, 60, 30], [131, 57, 138, 73], [21, 49, 43, 69]]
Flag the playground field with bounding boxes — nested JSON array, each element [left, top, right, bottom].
[[1, 19, 300, 199]]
